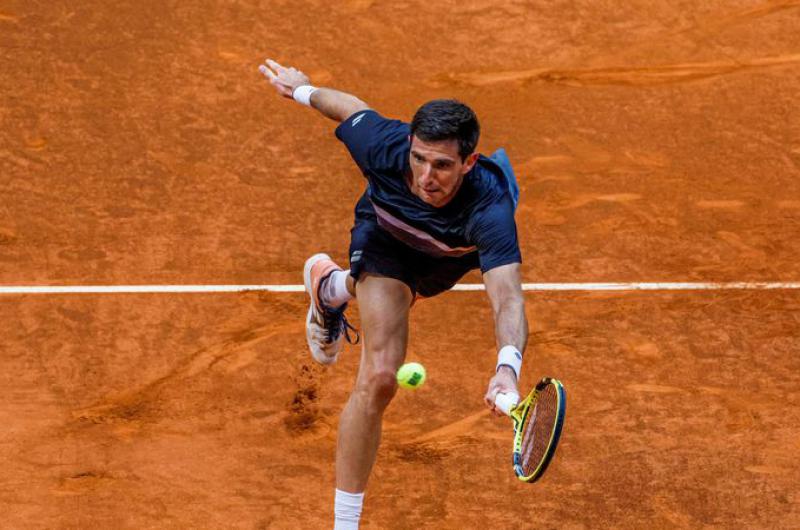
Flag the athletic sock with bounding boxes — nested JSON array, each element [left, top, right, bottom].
[[320, 269, 354, 309], [334, 488, 364, 530]]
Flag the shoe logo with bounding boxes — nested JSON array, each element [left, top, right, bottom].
[[351, 250, 362, 263], [351, 113, 366, 127]]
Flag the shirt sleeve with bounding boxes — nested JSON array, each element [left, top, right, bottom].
[[468, 194, 523, 273], [335, 110, 410, 175]]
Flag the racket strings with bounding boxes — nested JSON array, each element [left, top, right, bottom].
[[520, 384, 559, 475]]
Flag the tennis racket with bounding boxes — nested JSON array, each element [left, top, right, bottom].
[[494, 377, 566, 483]]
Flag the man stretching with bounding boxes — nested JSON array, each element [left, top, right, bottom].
[[260, 59, 528, 530]]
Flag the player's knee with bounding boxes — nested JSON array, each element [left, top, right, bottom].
[[361, 368, 398, 410]]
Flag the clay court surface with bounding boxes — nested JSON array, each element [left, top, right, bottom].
[[1, 1, 799, 528]]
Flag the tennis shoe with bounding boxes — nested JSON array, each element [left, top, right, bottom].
[[303, 253, 359, 365]]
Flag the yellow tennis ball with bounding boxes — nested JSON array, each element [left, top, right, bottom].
[[396, 362, 426, 389]]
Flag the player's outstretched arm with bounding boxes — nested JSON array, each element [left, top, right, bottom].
[[482, 263, 528, 414], [259, 59, 370, 123]]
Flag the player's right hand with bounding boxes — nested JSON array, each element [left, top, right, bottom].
[[484, 366, 519, 417], [259, 59, 311, 99]]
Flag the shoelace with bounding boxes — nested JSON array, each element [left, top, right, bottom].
[[322, 304, 361, 345]]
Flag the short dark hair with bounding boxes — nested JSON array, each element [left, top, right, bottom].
[[410, 99, 480, 161]]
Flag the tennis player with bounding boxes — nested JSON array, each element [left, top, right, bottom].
[[260, 59, 528, 530]]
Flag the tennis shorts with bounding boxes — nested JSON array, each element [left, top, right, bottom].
[[348, 210, 479, 298]]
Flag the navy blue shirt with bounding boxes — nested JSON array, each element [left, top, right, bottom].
[[335, 110, 521, 273]]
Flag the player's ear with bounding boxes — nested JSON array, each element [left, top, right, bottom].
[[463, 152, 479, 172]]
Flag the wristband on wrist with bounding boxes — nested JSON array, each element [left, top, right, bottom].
[[292, 85, 318, 106], [496, 345, 523, 380]]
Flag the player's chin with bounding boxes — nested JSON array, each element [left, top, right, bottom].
[[420, 190, 445, 206]]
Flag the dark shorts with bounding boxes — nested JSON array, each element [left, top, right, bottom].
[[348, 213, 480, 298]]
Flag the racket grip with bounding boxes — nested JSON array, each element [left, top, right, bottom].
[[494, 391, 520, 415]]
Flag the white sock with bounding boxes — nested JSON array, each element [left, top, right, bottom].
[[333, 488, 364, 530], [320, 269, 354, 309]]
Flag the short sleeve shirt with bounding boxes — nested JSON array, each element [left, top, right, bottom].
[[335, 110, 522, 273]]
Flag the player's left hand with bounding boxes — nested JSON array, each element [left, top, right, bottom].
[[259, 59, 310, 98], [484, 366, 518, 416]]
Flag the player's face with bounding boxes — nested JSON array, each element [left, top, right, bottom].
[[408, 135, 478, 207]]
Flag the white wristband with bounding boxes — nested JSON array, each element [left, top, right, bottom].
[[292, 85, 318, 106], [496, 345, 522, 380]]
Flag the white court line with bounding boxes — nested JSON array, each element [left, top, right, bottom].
[[0, 282, 799, 294]]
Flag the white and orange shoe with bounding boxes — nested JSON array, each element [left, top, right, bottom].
[[303, 253, 359, 365]]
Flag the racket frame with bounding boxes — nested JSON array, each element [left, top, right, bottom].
[[508, 377, 566, 482]]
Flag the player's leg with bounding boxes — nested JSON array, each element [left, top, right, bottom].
[[334, 273, 412, 530], [336, 273, 412, 492]]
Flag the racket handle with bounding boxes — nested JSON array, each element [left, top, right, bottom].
[[494, 391, 520, 415]]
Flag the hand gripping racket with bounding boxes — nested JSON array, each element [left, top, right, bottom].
[[494, 377, 566, 483]]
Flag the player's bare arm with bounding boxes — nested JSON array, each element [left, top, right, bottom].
[[259, 58, 369, 123], [482, 262, 528, 414]]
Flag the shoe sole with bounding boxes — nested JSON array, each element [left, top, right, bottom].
[[303, 253, 339, 365]]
